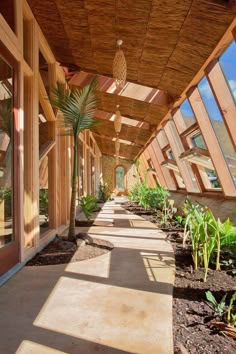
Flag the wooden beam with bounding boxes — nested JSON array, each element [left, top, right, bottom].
[[39, 73, 56, 121], [188, 87, 236, 196], [205, 60, 236, 151], [92, 132, 143, 148], [39, 140, 55, 162]]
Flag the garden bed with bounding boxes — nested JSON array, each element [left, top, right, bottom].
[[26, 236, 114, 266], [124, 200, 236, 353], [170, 232, 236, 354]]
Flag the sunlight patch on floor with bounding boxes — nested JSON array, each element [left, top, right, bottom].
[[141, 252, 175, 283], [65, 252, 111, 278], [33, 276, 171, 354], [129, 219, 157, 228], [16, 340, 67, 354]]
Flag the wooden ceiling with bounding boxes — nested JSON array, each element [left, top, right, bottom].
[[28, 0, 235, 160]]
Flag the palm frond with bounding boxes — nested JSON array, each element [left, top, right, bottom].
[[50, 77, 99, 136]]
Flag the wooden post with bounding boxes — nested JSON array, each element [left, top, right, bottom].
[[48, 63, 57, 228], [206, 60, 236, 150]]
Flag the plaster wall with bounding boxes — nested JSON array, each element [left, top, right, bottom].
[[102, 155, 138, 196]]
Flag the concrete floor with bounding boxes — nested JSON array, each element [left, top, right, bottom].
[[0, 197, 175, 354]]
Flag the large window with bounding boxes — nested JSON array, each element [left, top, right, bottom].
[[0, 56, 14, 248], [115, 166, 125, 192], [219, 41, 236, 103], [198, 77, 236, 185]]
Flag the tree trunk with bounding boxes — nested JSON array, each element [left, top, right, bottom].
[[68, 138, 78, 241]]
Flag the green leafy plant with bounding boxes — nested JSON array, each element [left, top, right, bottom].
[[79, 195, 98, 221], [175, 215, 185, 227], [226, 291, 236, 325], [98, 182, 110, 202], [206, 290, 236, 330], [39, 189, 49, 222], [160, 199, 176, 226], [50, 78, 99, 240], [129, 182, 169, 211], [205, 290, 227, 317], [182, 198, 236, 281]]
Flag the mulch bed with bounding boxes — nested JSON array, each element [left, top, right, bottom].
[[26, 236, 114, 266], [123, 201, 236, 354]]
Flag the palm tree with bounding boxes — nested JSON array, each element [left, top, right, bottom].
[[50, 78, 98, 241]]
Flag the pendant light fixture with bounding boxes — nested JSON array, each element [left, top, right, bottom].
[[113, 39, 127, 89]]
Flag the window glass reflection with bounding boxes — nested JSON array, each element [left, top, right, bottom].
[[0, 56, 14, 247], [191, 133, 207, 150], [179, 100, 196, 129], [198, 77, 236, 186], [219, 41, 236, 102]]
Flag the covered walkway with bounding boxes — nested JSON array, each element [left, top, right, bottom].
[[0, 198, 174, 354]]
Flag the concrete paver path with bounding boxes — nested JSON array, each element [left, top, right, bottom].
[[0, 198, 175, 354]]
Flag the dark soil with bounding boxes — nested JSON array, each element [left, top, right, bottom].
[[26, 236, 114, 266], [124, 201, 236, 353], [169, 232, 236, 354]]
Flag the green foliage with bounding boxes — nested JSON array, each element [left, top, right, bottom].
[[205, 290, 236, 327], [50, 78, 99, 240], [39, 189, 49, 222], [205, 291, 226, 316], [97, 182, 110, 202], [129, 182, 170, 210], [227, 292, 236, 325], [0, 187, 12, 202], [160, 199, 176, 226], [183, 198, 236, 281], [50, 78, 99, 138], [175, 215, 185, 226], [79, 195, 98, 221]]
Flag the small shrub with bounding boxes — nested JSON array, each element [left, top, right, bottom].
[[97, 182, 110, 202], [79, 195, 98, 220], [39, 189, 49, 222]]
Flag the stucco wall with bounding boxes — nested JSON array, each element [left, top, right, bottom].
[[170, 191, 236, 224], [102, 155, 138, 196]]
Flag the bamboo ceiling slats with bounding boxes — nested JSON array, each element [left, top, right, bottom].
[[96, 91, 169, 125], [28, 0, 235, 160], [28, 0, 234, 95], [92, 118, 152, 146], [95, 135, 140, 160]]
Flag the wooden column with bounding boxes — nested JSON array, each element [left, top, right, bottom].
[[164, 120, 200, 193], [188, 87, 236, 196], [206, 60, 236, 149], [48, 63, 57, 228], [172, 108, 187, 135]]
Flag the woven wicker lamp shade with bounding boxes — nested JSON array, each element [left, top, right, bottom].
[[114, 105, 122, 134], [113, 39, 127, 89]]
